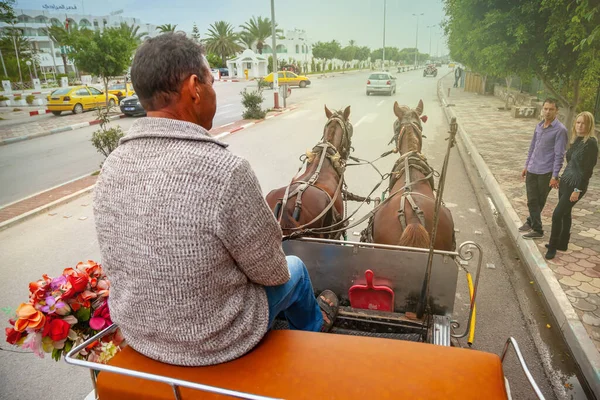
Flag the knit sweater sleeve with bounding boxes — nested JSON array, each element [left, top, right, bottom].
[[581, 138, 598, 191], [217, 158, 291, 286]]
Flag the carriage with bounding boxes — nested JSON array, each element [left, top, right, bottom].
[[64, 102, 546, 399]]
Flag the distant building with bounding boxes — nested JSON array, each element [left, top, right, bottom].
[[254, 29, 314, 68], [0, 8, 158, 77]]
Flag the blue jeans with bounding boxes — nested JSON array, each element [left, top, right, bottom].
[[265, 256, 323, 331]]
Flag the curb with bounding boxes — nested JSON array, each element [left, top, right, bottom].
[[29, 109, 52, 116], [436, 76, 600, 398], [212, 106, 298, 140], [0, 114, 126, 146], [0, 185, 95, 232]]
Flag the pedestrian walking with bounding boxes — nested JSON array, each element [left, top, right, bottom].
[[545, 111, 598, 259], [453, 65, 462, 88], [519, 99, 568, 239]]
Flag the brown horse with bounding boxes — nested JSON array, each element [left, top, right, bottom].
[[266, 105, 353, 239], [366, 100, 455, 250]]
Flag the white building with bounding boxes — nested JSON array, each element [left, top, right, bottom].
[[226, 49, 268, 79], [0, 8, 159, 77], [255, 29, 314, 68]]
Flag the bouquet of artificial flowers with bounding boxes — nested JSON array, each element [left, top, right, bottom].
[[4, 260, 124, 363]]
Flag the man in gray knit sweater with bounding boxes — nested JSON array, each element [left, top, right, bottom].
[[93, 33, 339, 366]]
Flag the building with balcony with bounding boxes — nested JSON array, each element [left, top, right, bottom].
[[254, 29, 314, 68], [0, 8, 159, 78]]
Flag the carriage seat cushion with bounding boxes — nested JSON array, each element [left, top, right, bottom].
[[97, 330, 508, 400]]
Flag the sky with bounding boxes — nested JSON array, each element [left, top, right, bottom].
[[14, 0, 449, 56]]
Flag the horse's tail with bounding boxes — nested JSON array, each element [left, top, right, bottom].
[[398, 223, 430, 248]]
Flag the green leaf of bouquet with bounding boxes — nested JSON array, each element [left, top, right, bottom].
[[52, 348, 62, 362], [1, 306, 13, 316], [63, 340, 73, 353], [75, 307, 91, 322]]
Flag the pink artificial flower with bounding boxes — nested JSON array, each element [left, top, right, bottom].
[[21, 332, 44, 358], [89, 302, 112, 331]]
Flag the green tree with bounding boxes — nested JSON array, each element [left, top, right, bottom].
[[355, 46, 371, 62], [67, 27, 137, 106], [312, 40, 341, 69], [118, 22, 146, 46], [206, 53, 224, 69], [238, 31, 254, 49], [156, 24, 177, 34], [191, 23, 201, 43], [239, 16, 281, 54], [205, 21, 243, 66], [338, 46, 357, 71], [0, 0, 15, 23], [0, 26, 36, 81], [443, 0, 600, 126]]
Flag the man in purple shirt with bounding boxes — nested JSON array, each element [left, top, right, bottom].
[[520, 99, 568, 239]]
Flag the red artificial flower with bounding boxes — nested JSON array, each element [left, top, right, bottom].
[[5, 327, 23, 345], [48, 318, 70, 341], [42, 317, 53, 337], [62, 272, 89, 299]]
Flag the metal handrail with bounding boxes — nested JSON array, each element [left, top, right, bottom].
[[451, 241, 483, 339], [64, 325, 280, 400], [501, 337, 546, 400]]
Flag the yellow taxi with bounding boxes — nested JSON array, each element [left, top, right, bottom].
[[46, 86, 119, 116], [263, 71, 311, 88], [108, 82, 135, 102]]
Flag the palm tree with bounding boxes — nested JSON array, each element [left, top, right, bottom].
[[239, 16, 281, 54], [238, 31, 254, 50], [43, 24, 90, 75], [119, 23, 147, 45], [349, 40, 356, 47], [205, 21, 243, 66], [156, 24, 177, 34]]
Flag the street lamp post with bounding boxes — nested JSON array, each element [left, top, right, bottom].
[[412, 13, 424, 68], [427, 25, 435, 59], [270, 0, 279, 108], [382, 0, 386, 70], [26, 60, 32, 82]]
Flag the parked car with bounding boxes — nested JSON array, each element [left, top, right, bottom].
[[263, 71, 311, 88], [46, 86, 119, 116], [108, 82, 135, 102], [423, 64, 438, 77], [119, 94, 146, 117], [366, 72, 396, 96], [218, 68, 229, 77]]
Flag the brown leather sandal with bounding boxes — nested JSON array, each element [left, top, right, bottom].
[[317, 290, 339, 332]]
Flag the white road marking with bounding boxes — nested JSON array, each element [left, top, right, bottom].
[[218, 103, 235, 108], [377, 100, 385, 107], [354, 115, 368, 127]]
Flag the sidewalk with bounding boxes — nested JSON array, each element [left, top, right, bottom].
[[0, 110, 124, 144], [438, 73, 600, 396]]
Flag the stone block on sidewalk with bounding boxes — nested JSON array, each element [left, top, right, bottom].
[[512, 106, 537, 119]]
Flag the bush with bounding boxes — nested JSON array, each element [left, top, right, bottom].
[[91, 105, 125, 165], [0, 95, 9, 101], [26, 95, 35, 105], [257, 78, 271, 89], [91, 126, 124, 159], [240, 88, 266, 119], [14, 96, 22, 101]]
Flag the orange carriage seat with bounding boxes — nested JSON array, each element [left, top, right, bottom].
[[97, 329, 508, 400]]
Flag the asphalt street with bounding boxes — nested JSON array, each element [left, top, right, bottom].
[[0, 68, 587, 399], [0, 79, 256, 206]]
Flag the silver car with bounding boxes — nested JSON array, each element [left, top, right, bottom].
[[366, 72, 397, 96]]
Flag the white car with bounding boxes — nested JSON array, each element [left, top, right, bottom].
[[366, 72, 397, 96]]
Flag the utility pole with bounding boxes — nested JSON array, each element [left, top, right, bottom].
[[427, 25, 435, 58], [382, 0, 386, 70], [270, 0, 279, 108], [412, 13, 423, 67]]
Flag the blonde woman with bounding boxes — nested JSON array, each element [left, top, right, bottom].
[[546, 112, 598, 259]]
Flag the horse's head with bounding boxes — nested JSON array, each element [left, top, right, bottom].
[[390, 100, 427, 154], [323, 105, 353, 159]]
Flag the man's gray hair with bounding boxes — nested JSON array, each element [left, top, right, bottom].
[[131, 33, 209, 111]]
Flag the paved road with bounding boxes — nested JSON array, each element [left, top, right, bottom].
[[0, 68, 586, 399], [0, 80, 255, 207]]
